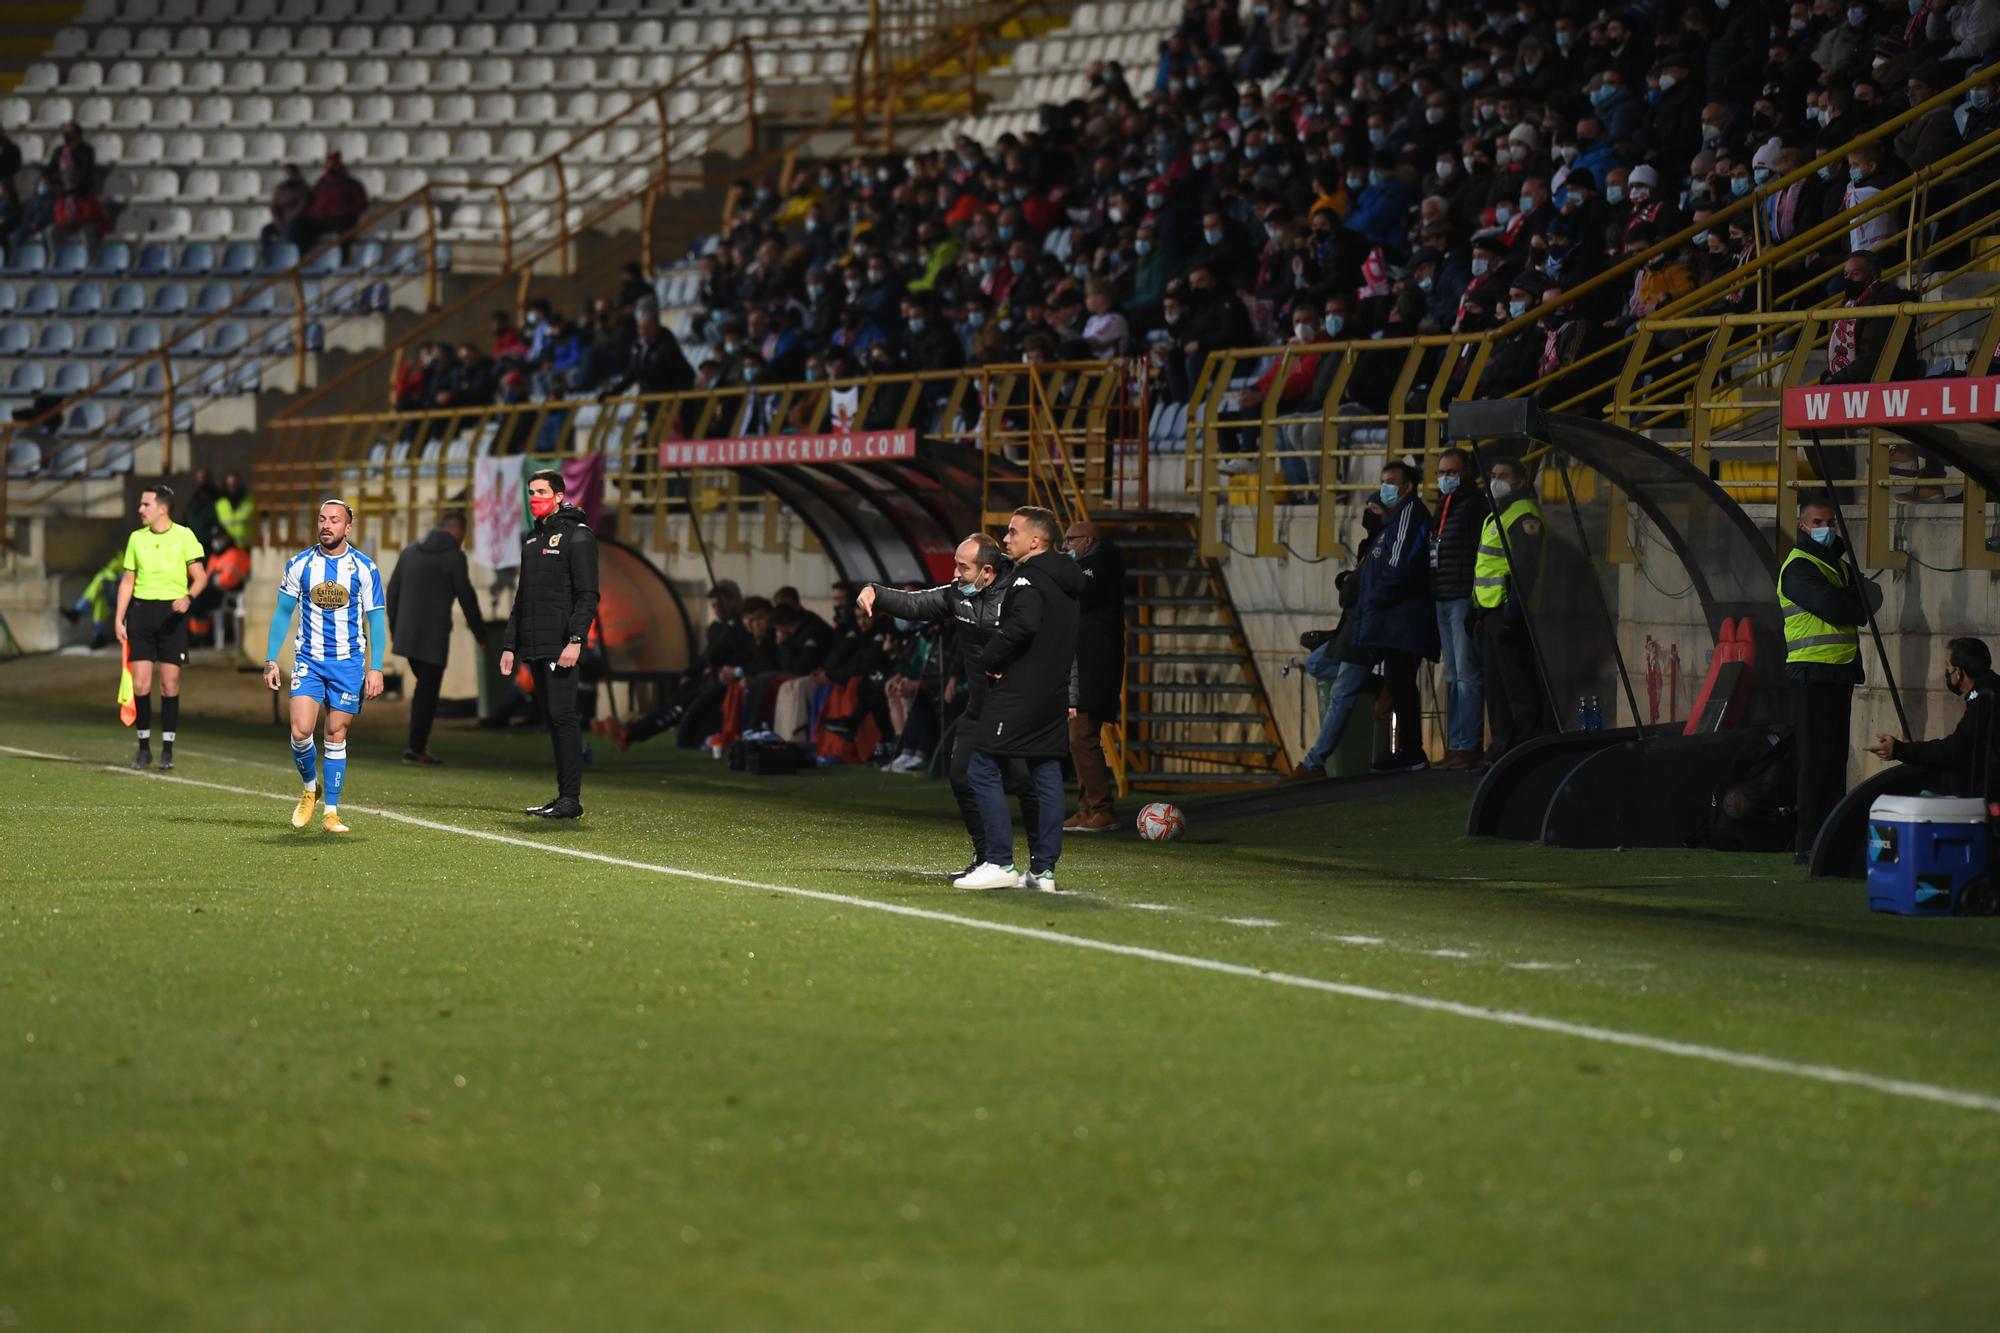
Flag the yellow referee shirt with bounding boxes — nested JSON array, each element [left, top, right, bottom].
[[122, 523, 206, 601]]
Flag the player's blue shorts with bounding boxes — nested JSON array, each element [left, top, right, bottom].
[[291, 654, 367, 715]]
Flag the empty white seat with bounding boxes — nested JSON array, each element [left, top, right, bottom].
[[175, 27, 213, 55], [238, 96, 275, 127], [582, 20, 618, 49], [454, 128, 493, 161], [354, 94, 394, 125], [295, 25, 334, 57], [498, 21, 536, 51], [318, 94, 355, 125], [436, 92, 474, 122], [191, 96, 231, 128], [434, 57, 473, 87], [226, 61, 265, 91], [336, 27, 374, 54], [266, 60, 306, 91], [377, 24, 415, 55], [518, 91, 555, 123], [66, 61, 103, 92], [184, 61, 224, 92], [478, 92, 515, 122], [135, 27, 174, 55], [208, 130, 246, 163], [418, 24, 455, 52], [350, 59, 391, 91], [395, 93, 435, 122], [113, 95, 157, 129], [305, 59, 349, 92], [272, 94, 313, 125], [76, 93, 114, 125]]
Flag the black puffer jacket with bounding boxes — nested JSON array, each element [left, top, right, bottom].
[[502, 504, 599, 660], [969, 550, 1084, 759], [868, 566, 1011, 716], [1072, 539, 1126, 718], [1427, 485, 1487, 603]]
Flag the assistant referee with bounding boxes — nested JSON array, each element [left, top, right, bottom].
[[115, 483, 209, 771]]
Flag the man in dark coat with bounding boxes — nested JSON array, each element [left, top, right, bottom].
[[500, 470, 599, 819], [386, 509, 487, 765], [1428, 449, 1488, 767], [1351, 461, 1439, 773], [860, 534, 1042, 875], [1867, 637, 2000, 807], [955, 507, 1084, 892], [1780, 493, 1880, 861], [1062, 520, 1125, 832]]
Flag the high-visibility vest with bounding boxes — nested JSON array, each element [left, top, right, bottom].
[[1777, 544, 1860, 665], [1472, 497, 1541, 610], [215, 494, 255, 547]]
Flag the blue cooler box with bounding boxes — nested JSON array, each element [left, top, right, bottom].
[[1865, 795, 1992, 915]]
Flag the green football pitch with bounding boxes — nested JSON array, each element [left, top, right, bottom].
[[3, 661, 1998, 1331]]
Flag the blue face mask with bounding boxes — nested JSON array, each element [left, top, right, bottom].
[[1136, 239, 1153, 256], [1009, 257, 1026, 274], [1817, 165, 1834, 182], [1692, 229, 1710, 247], [957, 580, 980, 597], [1731, 176, 1751, 197], [1379, 481, 1401, 506], [1606, 185, 1625, 205], [1204, 228, 1225, 246], [908, 317, 924, 333], [1471, 257, 1490, 276], [1438, 474, 1461, 495], [1848, 166, 1864, 183], [1323, 313, 1344, 336], [1508, 298, 1528, 318], [1808, 525, 1836, 546], [1754, 167, 1774, 186], [966, 310, 985, 328]]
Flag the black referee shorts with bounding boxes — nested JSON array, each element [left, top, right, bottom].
[[126, 598, 189, 664]]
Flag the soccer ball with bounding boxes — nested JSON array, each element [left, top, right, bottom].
[[1136, 802, 1185, 842]]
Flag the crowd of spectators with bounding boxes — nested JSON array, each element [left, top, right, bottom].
[[657, 0, 2000, 421]]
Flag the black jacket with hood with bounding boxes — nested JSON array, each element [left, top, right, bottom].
[[502, 503, 599, 660], [1891, 669, 2000, 804], [968, 549, 1085, 758], [868, 563, 1012, 717]]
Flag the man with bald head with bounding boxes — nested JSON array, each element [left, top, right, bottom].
[[1062, 520, 1126, 832], [858, 533, 1042, 876]]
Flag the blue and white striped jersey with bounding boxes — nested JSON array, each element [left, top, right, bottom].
[[279, 544, 384, 662]]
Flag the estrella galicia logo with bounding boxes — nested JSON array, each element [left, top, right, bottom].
[[1866, 824, 1896, 863]]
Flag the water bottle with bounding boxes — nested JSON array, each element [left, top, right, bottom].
[[1577, 696, 1590, 732], [1587, 695, 1603, 731]]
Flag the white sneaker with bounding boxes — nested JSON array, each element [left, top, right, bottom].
[[1217, 457, 1257, 474], [891, 752, 928, 774], [1024, 870, 1058, 893], [952, 862, 1024, 891]]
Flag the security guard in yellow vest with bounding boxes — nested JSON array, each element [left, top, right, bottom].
[[1780, 492, 1877, 862], [215, 471, 255, 549], [1471, 456, 1549, 762]]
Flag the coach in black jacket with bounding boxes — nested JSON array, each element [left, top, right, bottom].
[[501, 469, 599, 819], [862, 533, 1042, 875], [955, 507, 1084, 891], [386, 509, 488, 764]]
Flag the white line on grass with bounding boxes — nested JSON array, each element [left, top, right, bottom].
[[6, 743, 1999, 1116]]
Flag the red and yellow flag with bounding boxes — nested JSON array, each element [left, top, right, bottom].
[[118, 638, 136, 727]]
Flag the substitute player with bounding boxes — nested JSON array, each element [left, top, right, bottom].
[[115, 483, 209, 771], [262, 499, 385, 834]]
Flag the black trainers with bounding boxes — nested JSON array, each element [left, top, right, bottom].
[[524, 798, 560, 816], [1371, 749, 1430, 774], [158, 744, 174, 772], [131, 745, 153, 770], [536, 797, 584, 819]]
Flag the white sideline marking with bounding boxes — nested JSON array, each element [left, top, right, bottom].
[[1128, 903, 1178, 912], [1222, 916, 1283, 928], [5, 743, 2000, 1117]]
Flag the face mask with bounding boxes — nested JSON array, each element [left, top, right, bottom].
[[805, 367, 822, 380], [1009, 258, 1026, 274], [1971, 89, 1993, 111], [1135, 239, 1153, 257], [1557, 145, 1578, 164], [1146, 190, 1168, 209], [1692, 230, 1710, 247], [1807, 524, 1836, 546], [1346, 175, 1365, 192], [528, 494, 559, 519], [1368, 169, 1387, 187], [979, 256, 997, 274], [1629, 185, 1651, 203], [1417, 275, 1434, 292], [1847, 6, 1867, 26], [1471, 256, 1490, 276], [1379, 482, 1402, 506], [957, 580, 980, 598], [908, 317, 925, 333], [1702, 123, 1723, 143], [1438, 474, 1461, 495], [1555, 30, 1573, 50], [1295, 325, 1317, 342], [1368, 128, 1387, 146], [1843, 277, 1868, 298], [893, 617, 917, 632], [1754, 167, 1774, 186], [999, 317, 1015, 332], [1659, 73, 1678, 92], [1204, 227, 1225, 246], [1730, 176, 1752, 198], [966, 310, 986, 329], [1463, 68, 1485, 89], [1946, 669, 1965, 696], [1508, 298, 1528, 318], [1518, 195, 1535, 216], [1163, 308, 1181, 325], [1589, 85, 1613, 107], [1323, 313, 1345, 336], [1435, 159, 1456, 179], [1191, 151, 1209, 169], [1427, 106, 1447, 126], [1489, 479, 1513, 503], [742, 366, 759, 382], [1494, 205, 1513, 226], [1606, 185, 1624, 205]]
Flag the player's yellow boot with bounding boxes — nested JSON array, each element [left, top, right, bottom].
[[291, 783, 320, 829], [322, 808, 349, 834]]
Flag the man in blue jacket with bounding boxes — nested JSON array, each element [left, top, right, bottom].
[[1352, 460, 1440, 772]]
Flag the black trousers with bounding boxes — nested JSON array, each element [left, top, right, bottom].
[[530, 660, 583, 801], [407, 658, 445, 753], [1793, 682, 1854, 855], [949, 723, 1040, 863], [1479, 611, 1546, 759], [1380, 648, 1422, 756]]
